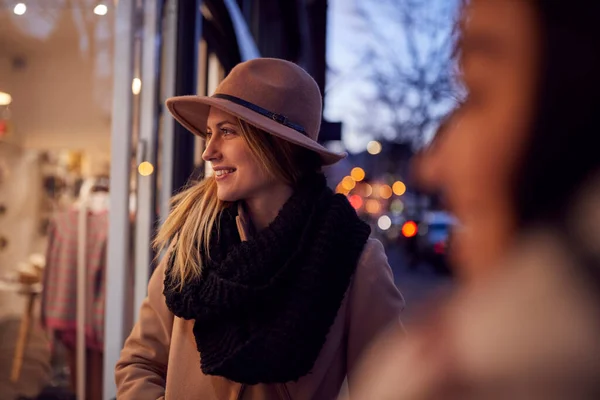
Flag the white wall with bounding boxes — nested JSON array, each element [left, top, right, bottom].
[[0, 7, 114, 157], [0, 52, 112, 156]]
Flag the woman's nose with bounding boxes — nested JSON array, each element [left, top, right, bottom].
[[202, 136, 221, 162]]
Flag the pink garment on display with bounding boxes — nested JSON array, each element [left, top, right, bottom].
[[41, 209, 108, 351]]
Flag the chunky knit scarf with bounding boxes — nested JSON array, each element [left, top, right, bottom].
[[163, 174, 371, 384]]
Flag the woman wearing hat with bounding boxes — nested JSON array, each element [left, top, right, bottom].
[[115, 58, 404, 399]]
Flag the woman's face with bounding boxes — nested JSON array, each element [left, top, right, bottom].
[[203, 107, 282, 203], [423, 0, 541, 279]]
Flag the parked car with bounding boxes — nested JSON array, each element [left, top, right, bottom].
[[400, 211, 455, 276], [418, 211, 455, 275]]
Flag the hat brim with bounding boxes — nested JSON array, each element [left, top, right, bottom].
[[166, 95, 347, 166]]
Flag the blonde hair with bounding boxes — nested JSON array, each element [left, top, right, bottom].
[[155, 117, 321, 289]]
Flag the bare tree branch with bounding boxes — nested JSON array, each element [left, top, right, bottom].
[[350, 0, 460, 147]]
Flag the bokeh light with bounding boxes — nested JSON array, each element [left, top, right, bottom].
[[392, 181, 406, 196], [380, 184, 393, 199], [361, 183, 373, 197], [365, 199, 381, 214], [336, 183, 349, 195], [138, 161, 154, 176], [348, 195, 363, 210], [378, 215, 392, 231], [13, 3, 26, 15], [341, 176, 356, 191], [0, 92, 12, 106], [351, 167, 365, 182], [371, 184, 381, 198], [94, 4, 108, 16], [367, 140, 382, 155], [132, 78, 142, 95], [390, 199, 404, 214], [402, 221, 418, 238]]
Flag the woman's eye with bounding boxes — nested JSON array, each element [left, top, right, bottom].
[[221, 128, 235, 136]]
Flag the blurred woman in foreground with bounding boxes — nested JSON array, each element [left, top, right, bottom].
[[355, 1, 600, 398]]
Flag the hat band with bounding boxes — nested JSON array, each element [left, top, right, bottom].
[[212, 93, 307, 136]]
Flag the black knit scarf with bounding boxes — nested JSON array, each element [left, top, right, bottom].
[[163, 174, 371, 384]]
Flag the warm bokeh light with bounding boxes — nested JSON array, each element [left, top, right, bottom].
[[377, 215, 392, 231], [370, 184, 381, 198], [380, 184, 393, 199], [132, 78, 142, 95], [348, 195, 363, 210], [365, 199, 381, 214], [341, 176, 356, 191], [402, 221, 418, 238], [392, 181, 406, 196], [350, 167, 365, 182], [336, 183, 348, 195], [13, 3, 26, 15], [367, 140, 382, 155], [390, 199, 404, 214], [0, 92, 12, 106], [138, 161, 154, 176], [94, 4, 108, 16], [361, 183, 373, 197]]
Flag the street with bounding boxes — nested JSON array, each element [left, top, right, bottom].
[[386, 246, 454, 322]]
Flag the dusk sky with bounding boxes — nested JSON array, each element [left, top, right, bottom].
[[325, 0, 459, 153]]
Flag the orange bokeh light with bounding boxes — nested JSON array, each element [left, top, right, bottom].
[[392, 181, 406, 196], [341, 176, 356, 191], [402, 221, 418, 238], [380, 184, 393, 199], [351, 167, 366, 182], [365, 199, 381, 214], [336, 183, 349, 195], [360, 183, 373, 197]]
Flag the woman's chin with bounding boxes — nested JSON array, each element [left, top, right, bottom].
[[216, 188, 240, 203]]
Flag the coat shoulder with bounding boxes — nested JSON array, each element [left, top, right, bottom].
[[357, 238, 389, 269]]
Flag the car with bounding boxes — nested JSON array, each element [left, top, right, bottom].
[[399, 211, 455, 275], [417, 211, 456, 275]]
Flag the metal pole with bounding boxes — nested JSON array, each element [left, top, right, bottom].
[[103, 0, 135, 398]]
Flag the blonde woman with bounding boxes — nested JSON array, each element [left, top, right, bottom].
[[115, 58, 404, 399]]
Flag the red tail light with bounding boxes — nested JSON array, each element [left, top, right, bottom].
[[433, 241, 445, 254]]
